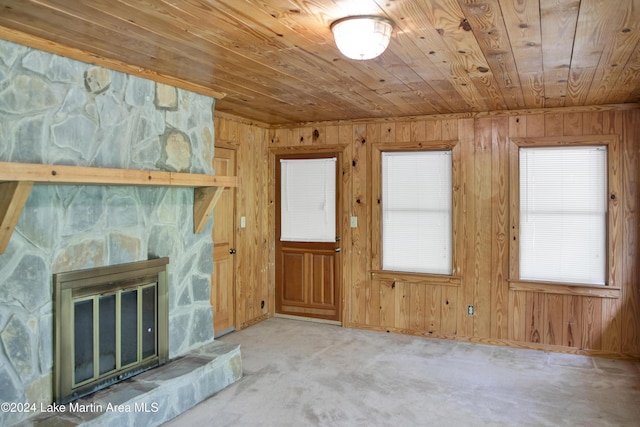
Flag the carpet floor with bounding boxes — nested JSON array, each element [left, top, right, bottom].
[[163, 317, 640, 427]]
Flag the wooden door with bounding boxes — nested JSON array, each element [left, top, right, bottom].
[[212, 147, 236, 337], [275, 154, 342, 322]]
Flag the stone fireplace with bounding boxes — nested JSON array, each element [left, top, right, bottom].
[[53, 258, 170, 404], [0, 39, 240, 426]]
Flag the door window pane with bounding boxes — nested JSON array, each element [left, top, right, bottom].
[[280, 158, 337, 242]]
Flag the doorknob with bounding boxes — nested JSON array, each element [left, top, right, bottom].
[[229, 248, 236, 254], [335, 248, 341, 252]]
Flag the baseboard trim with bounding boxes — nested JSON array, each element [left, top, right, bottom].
[[346, 322, 640, 360], [274, 313, 342, 326]]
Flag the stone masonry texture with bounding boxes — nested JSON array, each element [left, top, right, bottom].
[[0, 38, 217, 426]]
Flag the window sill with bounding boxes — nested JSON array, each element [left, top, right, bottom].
[[371, 270, 461, 286], [508, 280, 620, 299]]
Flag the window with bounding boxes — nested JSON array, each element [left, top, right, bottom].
[[519, 146, 607, 285], [280, 157, 336, 242], [381, 150, 452, 275], [509, 135, 621, 294]]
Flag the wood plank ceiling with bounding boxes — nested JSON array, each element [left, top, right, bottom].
[[1, 0, 639, 125]]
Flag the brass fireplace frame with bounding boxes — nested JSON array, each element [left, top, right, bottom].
[[53, 258, 169, 404]]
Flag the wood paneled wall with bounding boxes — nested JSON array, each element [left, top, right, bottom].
[[214, 113, 271, 329], [216, 107, 640, 358]]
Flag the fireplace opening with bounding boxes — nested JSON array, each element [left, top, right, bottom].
[[53, 258, 169, 404]]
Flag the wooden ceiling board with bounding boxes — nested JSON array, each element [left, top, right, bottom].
[[497, 0, 545, 108], [34, 0, 376, 121], [0, 2, 221, 78], [367, 49, 455, 114], [565, 0, 621, 106], [610, 41, 640, 104], [122, 7, 388, 122], [424, 0, 508, 111], [583, 0, 640, 105], [539, 0, 581, 108], [112, 1, 339, 94], [458, 0, 526, 109], [0, 0, 638, 124], [382, 0, 490, 111], [416, 0, 496, 111], [166, 0, 427, 120], [368, 25, 468, 112]]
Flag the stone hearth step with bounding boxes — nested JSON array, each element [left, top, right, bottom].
[[17, 341, 242, 427]]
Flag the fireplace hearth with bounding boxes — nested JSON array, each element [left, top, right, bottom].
[[53, 258, 170, 404]]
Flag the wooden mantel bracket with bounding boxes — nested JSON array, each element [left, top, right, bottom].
[[0, 181, 34, 254], [0, 162, 238, 254], [193, 187, 226, 234]]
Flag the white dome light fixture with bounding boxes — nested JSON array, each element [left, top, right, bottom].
[[330, 15, 394, 60]]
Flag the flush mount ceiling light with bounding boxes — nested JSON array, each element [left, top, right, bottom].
[[330, 15, 394, 60]]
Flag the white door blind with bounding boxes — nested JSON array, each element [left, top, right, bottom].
[[382, 151, 452, 275], [519, 146, 607, 285], [280, 158, 336, 242]]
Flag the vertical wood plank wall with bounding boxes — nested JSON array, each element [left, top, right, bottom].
[[214, 113, 271, 329], [215, 107, 640, 358]]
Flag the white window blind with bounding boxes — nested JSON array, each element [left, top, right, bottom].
[[519, 146, 607, 285], [382, 151, 452, 275], [280, 158, 336, 242]]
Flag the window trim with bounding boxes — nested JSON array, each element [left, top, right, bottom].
[[371, 140, 461, 283], [508, 135, 621, 299]]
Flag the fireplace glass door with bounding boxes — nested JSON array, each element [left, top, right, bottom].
[[54, 258, 169, 404], [72, 283, 157, 388]]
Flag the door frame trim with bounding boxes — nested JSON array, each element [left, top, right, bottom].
[[270, 144, 351, 325]]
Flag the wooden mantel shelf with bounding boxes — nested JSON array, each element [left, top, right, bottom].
[[0, 162, 238, 254]]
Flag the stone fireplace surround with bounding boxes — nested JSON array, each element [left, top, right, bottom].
[[0, 39, 240, 425]]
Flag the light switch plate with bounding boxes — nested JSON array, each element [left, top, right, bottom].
[[350, 216, 358, 228], [240, 216, 246, 228]]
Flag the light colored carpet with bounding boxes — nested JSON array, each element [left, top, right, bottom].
[[163, 317, 640, 427]]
